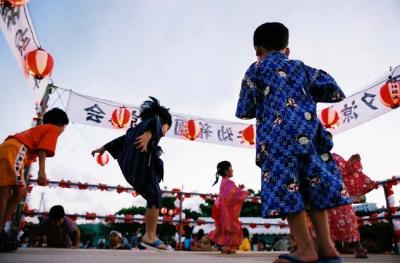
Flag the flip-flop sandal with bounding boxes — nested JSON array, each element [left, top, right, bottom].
[[141, 239, 167, 251], [278, 254, 318, 263], [318, 256, 343, 263]]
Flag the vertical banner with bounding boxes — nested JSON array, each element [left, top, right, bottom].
[[0, 3, 49, 105]]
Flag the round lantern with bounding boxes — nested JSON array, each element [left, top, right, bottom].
[[184, 119, 200, 140], [380, 80, 400, 109], [25, 48, 54, 80], [168, 209, 175, 216], [241, 125, 255, 145], [319, 107, 340, 129], [160, 207, 167, 215], [4, 0, 29, 6], [111, 107, 131, 128], [96, 153, 109, 166]]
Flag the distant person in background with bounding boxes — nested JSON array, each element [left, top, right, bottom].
[[34, 205, 80, 248], [239, 228, 252, 251], [273, 236, 291, 251], [191, 229, 215, 251], [209, 161, 249, 254], [257, 239, 266, 251], [106, 230, 130, 250]]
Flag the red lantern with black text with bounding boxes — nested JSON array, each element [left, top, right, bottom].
[[380, 80, 400, 109], [96, 153, 109, 166], [111, 107, 131, 128], [25, 48, 54, 79], [184, 119, 201, 140], [240, 125, 255, 145], [319, 107, 340, 129]]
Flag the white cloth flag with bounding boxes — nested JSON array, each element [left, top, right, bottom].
[[0, 4, 49, 105], [66, 65, 399, 148]]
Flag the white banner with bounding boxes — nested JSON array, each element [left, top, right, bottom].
[[0, 3, 49, 105], [66, 66, 399, 148], [66, 92, 255, 148], [326, 66, 400, 135]]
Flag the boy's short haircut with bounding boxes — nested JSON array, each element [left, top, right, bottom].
[[43, 108, 69, 126], [49, 205, 65, 220], [253, 22, 289, 51]]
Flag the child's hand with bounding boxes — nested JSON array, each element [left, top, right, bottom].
[[37, 169, 48, 186], [239, 184, 245, 189], [135, 131, 152, 152], [91, 147, 105, 157]]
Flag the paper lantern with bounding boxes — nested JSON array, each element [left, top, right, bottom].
[[111, 107, 131, 128], [25, 48, 54, 79], [4, 0, 29, 6], [319, 107, 340, 128], [184, 119, 201, 140], [168, 209, 175, 216], [160, 207, 168, 215], [380, 80, 400, 109], [96, 153, 109, 166], [241, 125, 255, 145]]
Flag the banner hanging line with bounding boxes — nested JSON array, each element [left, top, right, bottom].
[[65, 66, 399, 149]]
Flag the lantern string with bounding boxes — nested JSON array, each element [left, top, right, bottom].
[[23, 5, 41, 48]]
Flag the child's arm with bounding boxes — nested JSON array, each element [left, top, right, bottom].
[[135, 131, 152, 152], [236, 65, 257, 120], [37, 150, 48, 186], [304, 65, 346, 103]]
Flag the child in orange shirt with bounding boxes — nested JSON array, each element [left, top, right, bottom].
[[0, 108, 68, 252]]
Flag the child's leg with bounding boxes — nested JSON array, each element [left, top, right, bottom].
[[4, 186, 26, 223], [0, 186, 11, 233], [308, 209, 339, 259], [276, 211, 318, 263], [142, 207, 167, 249]]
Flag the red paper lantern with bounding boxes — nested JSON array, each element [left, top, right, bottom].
[[241, 125, 255, 145], [168, 209, 175, 216], [111, 107, 131, 128], [184, 119, 201, 140], [160, 207, 168, 215], [25, 48, 54, 80], [96, 153, 109, 166], [4, 0, 29, 6], [319, 107, 340, 129], [249, 223, 257, 229], [380, 80, 400, 109]]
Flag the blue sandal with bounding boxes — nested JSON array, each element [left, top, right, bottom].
[[318, 256, 343, 263], [278, 254, 318, 263], [141, 239, 167, 251]]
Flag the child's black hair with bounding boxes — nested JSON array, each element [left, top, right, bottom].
[[49, 205, 65, 220], [212, 160, 232, 186], [242, 228, 250, 238], [139, 97, 172, 126], [253, 22, 289, 51], [43, 108, 69, 126]]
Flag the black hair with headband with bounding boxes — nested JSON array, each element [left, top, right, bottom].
[[212, 161, 232, 186]]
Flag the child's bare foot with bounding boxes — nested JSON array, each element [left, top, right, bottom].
[[317, 242, 340, 260]]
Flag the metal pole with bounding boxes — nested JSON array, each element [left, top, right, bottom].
[[382, 183, 399, 254]]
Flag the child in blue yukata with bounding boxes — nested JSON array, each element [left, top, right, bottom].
[[236, 22, 352, 263], [91, 97, 171, 251]]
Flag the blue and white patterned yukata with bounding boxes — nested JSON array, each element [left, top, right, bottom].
[[236, 51, 352, 218]]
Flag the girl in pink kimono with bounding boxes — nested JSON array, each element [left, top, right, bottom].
[[209, 161, 249, 254]]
